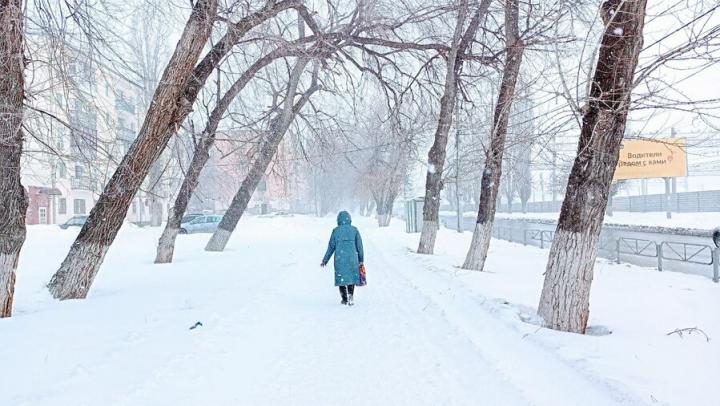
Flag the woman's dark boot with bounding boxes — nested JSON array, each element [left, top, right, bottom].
[[339, 286, 348, 305]]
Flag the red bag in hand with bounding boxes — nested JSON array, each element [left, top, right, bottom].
[[358, 264, 367, 286]]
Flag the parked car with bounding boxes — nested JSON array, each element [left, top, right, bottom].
[[179, 215, 223, 234], [59, 215, 88, 229], [181, 213, 204, 224]]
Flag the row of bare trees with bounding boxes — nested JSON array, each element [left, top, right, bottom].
[[28, 0, 467, 305], [3, 0, 719, 338], [409, 0, 649, 333]]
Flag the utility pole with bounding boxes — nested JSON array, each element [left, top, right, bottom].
[[670, 127, 677, 194], [664, 177, 672, 219], [455, 103, 462, 233], [664, 128, 677, 219]]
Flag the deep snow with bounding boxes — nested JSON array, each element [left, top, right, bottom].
[[1, 215, 718, 406]]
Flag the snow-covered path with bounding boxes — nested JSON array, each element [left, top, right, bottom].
[[109, 224, 536, 406], [2, 215, 715, 405], [106, 225, 524, 406]]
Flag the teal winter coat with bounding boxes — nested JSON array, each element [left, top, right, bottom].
[[322, 211, 364, 286]]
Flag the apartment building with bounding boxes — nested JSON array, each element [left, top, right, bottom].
[[21, 41, 164, 225]]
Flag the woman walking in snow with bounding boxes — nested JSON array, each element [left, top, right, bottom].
[[321, 211, 364, 306]]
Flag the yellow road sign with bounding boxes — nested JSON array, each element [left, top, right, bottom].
[[614, 138, 687, 180]]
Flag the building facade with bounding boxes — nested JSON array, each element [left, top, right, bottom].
[[21, 41, 164, 225]]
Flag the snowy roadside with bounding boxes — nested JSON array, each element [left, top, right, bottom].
[[363, 218, 720, 406], [497, 211, 720, 231], [1, 216, 717, 406], [439, 210, 720, 231]]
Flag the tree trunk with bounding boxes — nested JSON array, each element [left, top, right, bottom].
[[538, 0, 647, 334], [366, 200, 375, 218], [205, 59, 315, 252], [462, 0, 524, 271], [154, 47, 304, 264], [47, 1, 304, 298], [417, 3, 468, 254], [418, 0, 491, 254], [0, 0, 28, 317], [375, 189, 397, 227], [47, 0, 218, 300], [154, 132, 215, 264], [149, 199, 163, 227]]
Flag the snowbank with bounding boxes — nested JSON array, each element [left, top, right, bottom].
[[370, 221, 719, 406]]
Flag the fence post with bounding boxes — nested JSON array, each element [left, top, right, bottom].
[[713, 248, 719, 283], [656, 243, 664, 272], [523, 230, 527, 246], [540, 232, 545, 249], [616, 238, 621, 264]]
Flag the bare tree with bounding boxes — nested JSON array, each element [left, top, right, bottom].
[[516, 148, 532, 212], [46, 0, 314, 299], [47, 0, 219, 299], [0, 0, 28, 317], [538, 0, 648, 333], [205, 58, 318, 251], [462, 0, 525, 270], [366, 114, 416, 227], [418, 0, 492, 254], [154, 42, 322, 263], [369, 148, 410, 227], [509, 88, 534, 213], [128, 3, 173, 228]]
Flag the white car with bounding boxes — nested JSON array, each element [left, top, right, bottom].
[[180, 215, 223, 234]]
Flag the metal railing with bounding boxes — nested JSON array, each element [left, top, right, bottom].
[[522, 229, 555, 249], [504, 227, 720, 282], [616, 237, 657, 259], [70, 176, 94, 191], [660, 241, 713, 266], [496, 190, 720, 213]]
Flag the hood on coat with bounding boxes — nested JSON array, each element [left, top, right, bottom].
[[337, 211, 352, 226]]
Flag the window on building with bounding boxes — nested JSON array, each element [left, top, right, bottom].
[[75, 165, 84, 178], [56, 131, 65, 150], [58, 161, 67, 178], [73, 199, 86, 214], [58, 198, 67, 215]]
